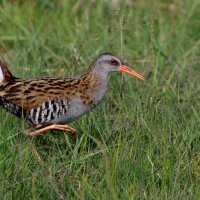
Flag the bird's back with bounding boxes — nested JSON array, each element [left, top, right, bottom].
[[0, 77, 78, 109]]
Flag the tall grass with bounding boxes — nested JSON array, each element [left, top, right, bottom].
[[0, 0, 199, 199]]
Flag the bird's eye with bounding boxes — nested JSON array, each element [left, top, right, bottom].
[[110, 59, 119, 66]]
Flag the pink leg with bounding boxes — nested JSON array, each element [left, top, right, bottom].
[[25, 124, 77, 138]]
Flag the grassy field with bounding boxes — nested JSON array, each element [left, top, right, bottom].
[[0, 0, 200, 199]]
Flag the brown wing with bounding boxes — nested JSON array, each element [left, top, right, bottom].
[[0, 77, 79, 110]]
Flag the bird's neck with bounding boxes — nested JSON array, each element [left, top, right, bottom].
[[80, 70, 109, 106]]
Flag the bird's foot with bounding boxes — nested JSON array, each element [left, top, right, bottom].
[[25, 124, 77, 138]]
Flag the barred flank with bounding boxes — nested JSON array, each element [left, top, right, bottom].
[[0, 96, 25, 118]]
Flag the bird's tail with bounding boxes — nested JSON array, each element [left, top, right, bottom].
[[0, 57, 16, 84]]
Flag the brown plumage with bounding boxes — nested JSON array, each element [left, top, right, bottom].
[[1, 75, 98, 109], [0, 53, 145, 137]]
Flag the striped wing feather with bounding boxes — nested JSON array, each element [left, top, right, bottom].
[[0, 77, 77, 110]]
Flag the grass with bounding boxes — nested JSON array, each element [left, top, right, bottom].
[[0, 0, 200, 199]]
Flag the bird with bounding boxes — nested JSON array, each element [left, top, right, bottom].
[[0, 52, 145, 137]]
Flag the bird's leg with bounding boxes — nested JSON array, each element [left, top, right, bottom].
[[25, 124, 77, 138]]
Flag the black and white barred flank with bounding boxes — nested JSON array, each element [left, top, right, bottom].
[[0, 96, 24, 118], [26, 98, 69, 128], [0, 97, 69, 129]]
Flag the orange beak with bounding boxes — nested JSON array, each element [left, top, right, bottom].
[[119, 65, 146, 81]]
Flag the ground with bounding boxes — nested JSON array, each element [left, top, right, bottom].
[[0, 0, 200, 199]]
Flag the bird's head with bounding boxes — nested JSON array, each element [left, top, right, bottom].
[[91, 52, 145, 81]]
